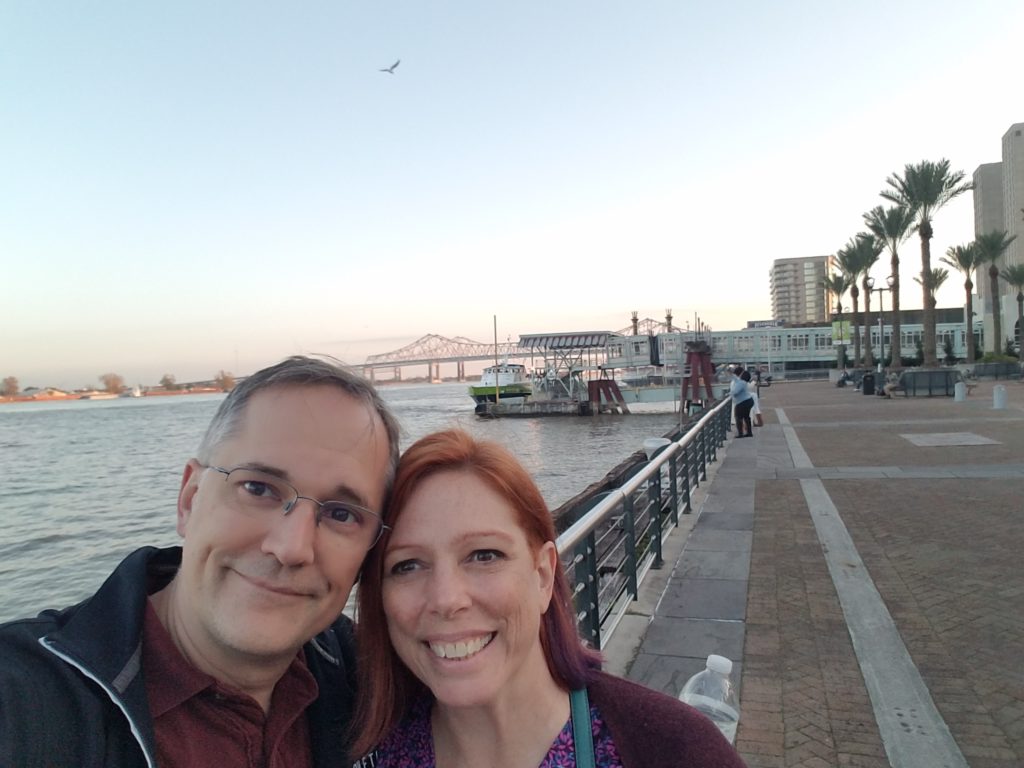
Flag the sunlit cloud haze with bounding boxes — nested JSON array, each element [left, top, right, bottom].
[[3, 1, 1022, 390]]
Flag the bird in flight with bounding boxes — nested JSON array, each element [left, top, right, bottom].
[[379, 59, 400, 74]]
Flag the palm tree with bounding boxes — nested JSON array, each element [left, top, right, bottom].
[[856, 235, 883, 368], [836, 240, 865, 366], [975, 230, 1018, 355], [941, 243, 980, 364], [915, 268, 950, 308], [880, 160, 973, 367], [837, 234, 880, 367], [823, 271, 852, 368], [864, 205, 917, 370], [999, 264, 1024, 362]]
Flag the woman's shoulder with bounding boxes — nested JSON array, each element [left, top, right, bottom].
[[587, 671, 746, 767], [588, 670, 703, 722]]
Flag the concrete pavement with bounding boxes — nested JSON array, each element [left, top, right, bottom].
[[603, 377, 1024, 768]]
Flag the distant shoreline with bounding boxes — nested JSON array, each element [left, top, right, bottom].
[[0, 388, 224, 405], [1, 377, 475, 405]]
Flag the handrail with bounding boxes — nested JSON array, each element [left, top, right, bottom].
[[555, 397, 732, 649]]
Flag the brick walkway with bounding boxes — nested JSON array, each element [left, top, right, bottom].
[[622, 377, 1024, 767]]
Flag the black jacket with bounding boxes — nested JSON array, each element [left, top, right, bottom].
[[0, 547, 359, 768]]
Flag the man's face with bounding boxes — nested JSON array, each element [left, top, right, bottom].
[[171, 384, 391, 667]]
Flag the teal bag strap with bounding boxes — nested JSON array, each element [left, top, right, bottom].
[[570, 687, 596, 768]]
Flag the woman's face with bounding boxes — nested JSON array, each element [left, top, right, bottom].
[[381, 469, 557, 710]]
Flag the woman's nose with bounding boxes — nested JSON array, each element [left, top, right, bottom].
[[426, 564, 472, 617]]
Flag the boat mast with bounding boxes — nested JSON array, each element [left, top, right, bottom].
[[493, 315, 500, 404]]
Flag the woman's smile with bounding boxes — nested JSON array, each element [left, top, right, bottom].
[[427, 632, 495, 661]]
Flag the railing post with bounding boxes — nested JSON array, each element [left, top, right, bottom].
[[668, 452, 680, 524], [681, 444, 692, 513], [648, 471, 664, 569], [699, 424, 709, 481], [573, 535, 601, 649], [622, 496, 639, 597]]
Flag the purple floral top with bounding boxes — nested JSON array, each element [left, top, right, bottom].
[[372, 694, 624, 767]]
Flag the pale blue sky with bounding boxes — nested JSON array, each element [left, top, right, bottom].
[[3, 1, 1022, 389]]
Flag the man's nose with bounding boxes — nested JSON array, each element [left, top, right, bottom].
[[261, 498, 318, 566]]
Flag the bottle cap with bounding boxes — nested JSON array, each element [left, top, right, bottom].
[[706, 654, 733, 675]]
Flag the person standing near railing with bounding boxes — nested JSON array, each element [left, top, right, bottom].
[[730, 366, 755, 438]]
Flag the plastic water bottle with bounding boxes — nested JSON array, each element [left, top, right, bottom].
[[679, 654, 740, 744]]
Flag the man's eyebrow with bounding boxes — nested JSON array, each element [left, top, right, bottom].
[[231, 462, 375, 508]]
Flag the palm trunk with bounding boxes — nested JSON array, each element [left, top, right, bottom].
[[919, 224, 938, 367], [1018, 292, 1024, 362], [851, 290, 862, 367], [863, 281, 874, 368], [964, 279, 975, 364], [890, 258, 902, 370], [835, 306, 846, 368], [990, 265, 1002, 354]]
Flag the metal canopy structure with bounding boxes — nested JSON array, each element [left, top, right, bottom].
[[518, 332, 612, 351], [515, 332, 614, 402]]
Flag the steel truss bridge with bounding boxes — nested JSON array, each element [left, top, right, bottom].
[[360, 319, 680, 381], [362, 334, 530, 381]]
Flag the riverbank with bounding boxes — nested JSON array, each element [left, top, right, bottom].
[[0, 387, 224, 404]]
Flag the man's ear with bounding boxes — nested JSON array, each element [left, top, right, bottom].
[[176, 459, 204, 537], [535, 540, 558, 614]]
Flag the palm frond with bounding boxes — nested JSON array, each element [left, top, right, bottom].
[[940, 243, 978, 276], [976, 229, 1019, 265], [879, 159, 973, 221], [864, 205, 918, 249], [1000, 264, 1024, 291]]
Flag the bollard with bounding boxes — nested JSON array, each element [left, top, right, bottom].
[[954, 381, 966, 402], [993, 384, 1008, 410]]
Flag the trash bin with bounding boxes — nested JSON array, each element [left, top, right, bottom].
[[862, 372, 876, 396]]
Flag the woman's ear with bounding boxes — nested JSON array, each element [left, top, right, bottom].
[[535, 541, 558, 613]]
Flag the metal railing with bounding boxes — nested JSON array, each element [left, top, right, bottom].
[[555, 398, 732, 649]]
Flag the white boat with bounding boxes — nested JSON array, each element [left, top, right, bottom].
[[79, 392, 119, 400], [468, 362, 532, 404]]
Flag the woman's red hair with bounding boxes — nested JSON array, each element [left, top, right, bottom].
[[351, 429, 600, 756]]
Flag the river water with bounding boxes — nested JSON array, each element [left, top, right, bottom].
[[0, 383, 681, 623]]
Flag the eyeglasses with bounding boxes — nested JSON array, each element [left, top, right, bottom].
[[206, 465, 389, 549]]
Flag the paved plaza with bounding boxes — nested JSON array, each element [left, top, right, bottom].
[[609, 376, 1024, 767]]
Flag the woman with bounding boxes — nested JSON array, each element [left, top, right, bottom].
[[742, 369, 761, 428], [730, 366, 754, 438], [353, 429, 746, 767]]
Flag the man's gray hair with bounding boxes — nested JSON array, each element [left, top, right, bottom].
[[197, 355, 401, 495]]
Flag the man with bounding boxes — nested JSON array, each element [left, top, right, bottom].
[[0, 356, 401, 767]]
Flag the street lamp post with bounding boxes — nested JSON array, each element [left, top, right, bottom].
[[866, 275, 895, 374]]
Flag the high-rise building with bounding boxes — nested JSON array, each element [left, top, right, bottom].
[[972, 122, 1024, 352], [769, 255, 832, 325]]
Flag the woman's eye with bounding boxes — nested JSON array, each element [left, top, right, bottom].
[[389, 559, 420, 576], [471, 549, 503, 564]]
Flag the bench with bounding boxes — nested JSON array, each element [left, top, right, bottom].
[[969, 362, 1022, 379], [896, 369, 963, 397]]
